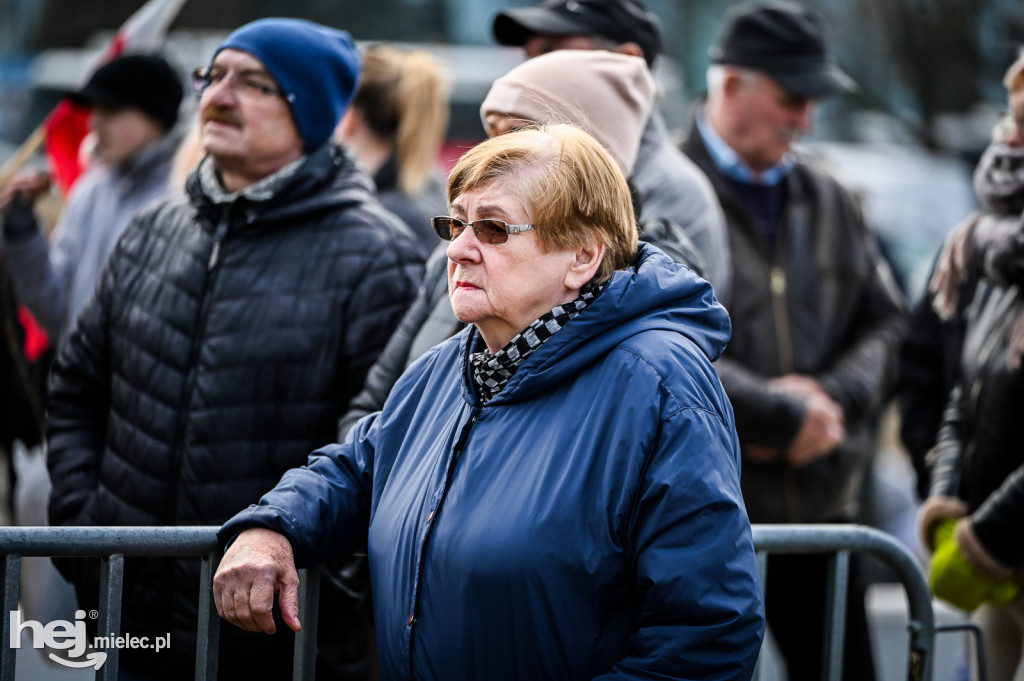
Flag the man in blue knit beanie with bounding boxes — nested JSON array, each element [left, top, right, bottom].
[[207, 18, 361, 152], [45, 17, 424, 681]]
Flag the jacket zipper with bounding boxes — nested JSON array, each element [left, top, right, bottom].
[[769, 248, 799, 521], [769, 264, 794, 374], [168, 212, 232, 523], [406, 410, 479, 679], [968, 290, 1016, 414]]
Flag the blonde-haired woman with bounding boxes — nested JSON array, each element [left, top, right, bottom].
[[336, 44, 450, 253]]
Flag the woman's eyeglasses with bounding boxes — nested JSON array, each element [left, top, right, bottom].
[[431, 216, 536, 244]]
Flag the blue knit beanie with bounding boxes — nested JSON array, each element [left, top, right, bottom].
[[212, 18, 361, 150]]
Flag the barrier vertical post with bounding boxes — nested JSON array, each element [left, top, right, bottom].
[[96, 553, 124, 681], [0, 555, 21, 679], [821, 550, 850, 681], [292, 566, 321, 681], [195, 551, 221, 681]]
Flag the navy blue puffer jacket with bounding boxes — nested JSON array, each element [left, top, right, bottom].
[[224, 243, 765, 680]]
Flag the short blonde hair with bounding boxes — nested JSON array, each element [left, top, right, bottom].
[[446, 124, 638, 284], [1004, 47, 1024, 94]]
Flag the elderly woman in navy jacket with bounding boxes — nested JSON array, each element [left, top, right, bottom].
[[214, 124, 765, 680]]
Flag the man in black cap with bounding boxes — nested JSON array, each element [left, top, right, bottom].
[[492, 0, 733, 302], [1, 53, 184, 341], [680, 2, 906, 679]]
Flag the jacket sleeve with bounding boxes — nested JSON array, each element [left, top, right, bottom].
[[633, 112, 732, 304], [897, 283, 965, 499], [45, 249, 115, 527], [338, 246, 446, 440], [817, 234, 908, 427], [927, 384, 966, 502], [970, 464, 1024, 569], [336, 229, 424, 409], [595, 406, 765, 680], [637, 219, 707, 279], [3, 202, 82, 339], [219, 414, 378, 565], [714, 357, 806, 450], [917, 385, 969, 552]]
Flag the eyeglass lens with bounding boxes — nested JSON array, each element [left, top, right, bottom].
[[432, 217, 511, 244]]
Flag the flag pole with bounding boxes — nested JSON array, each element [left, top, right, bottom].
[[0, 124, 45, 192]]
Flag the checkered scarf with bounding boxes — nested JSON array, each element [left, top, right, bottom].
[[470, 282, 604, 403]]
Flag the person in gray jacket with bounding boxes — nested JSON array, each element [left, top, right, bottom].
[[491, 0, 731, 301], [0, 54, 183, 342]]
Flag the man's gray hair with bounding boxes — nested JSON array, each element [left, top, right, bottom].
[[705, 63, 762, 97]]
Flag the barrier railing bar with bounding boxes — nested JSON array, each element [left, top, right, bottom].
[[0, 526, 220, 557], [293, 567, 321, 681], [936, 623, 988, 681], [195, 552, 221, 681], [752, 524, 935, 681], [1, 555, 21, 679], [822, 550, 850, 681], [0, 525, 934, 681], [97, 554, 124, 681]]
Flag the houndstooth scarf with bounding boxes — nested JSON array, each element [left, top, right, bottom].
[[470, 282, 604, 403]]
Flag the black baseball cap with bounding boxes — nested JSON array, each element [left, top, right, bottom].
[[709, 1, 857, 99], [66, 53, 184, 131], [493, 0, 663, 67]]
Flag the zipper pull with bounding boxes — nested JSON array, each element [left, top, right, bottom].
[[207, 242, 221, 270], [207, 215, 230, 271], [770, 266, 786, 295]]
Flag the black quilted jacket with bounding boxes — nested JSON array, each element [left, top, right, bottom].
[[45, 143, 424, 675], [929, 281, 1024, 570]]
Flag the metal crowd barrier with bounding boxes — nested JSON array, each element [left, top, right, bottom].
[[0, 526, 322, 681], [752, 524, 936, 681], [0, 524, 939, 681]]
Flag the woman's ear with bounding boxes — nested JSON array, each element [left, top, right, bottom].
[[565, 242, 606, 290]]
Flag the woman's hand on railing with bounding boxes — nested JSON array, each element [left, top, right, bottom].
[[213, 527, 302, 635]]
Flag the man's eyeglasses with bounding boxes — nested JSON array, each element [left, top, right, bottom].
[[191, 67, 293, 102], [431, 216, 536, 244]]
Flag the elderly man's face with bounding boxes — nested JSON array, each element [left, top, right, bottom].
[[198, 48, 303, 189], [726, 71, 816, 172], [446, 179, 580, 352]]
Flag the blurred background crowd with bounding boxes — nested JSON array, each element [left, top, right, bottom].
[[2, 1, 1024, 680], [2, 0, 1022, 299]]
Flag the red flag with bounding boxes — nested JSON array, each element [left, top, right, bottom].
[[43, 0, 189, 196], [16, 305, 50, 363]]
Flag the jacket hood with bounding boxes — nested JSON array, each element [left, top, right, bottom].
[[186, 143, 376, 227], [461, 242, 731, 404]]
